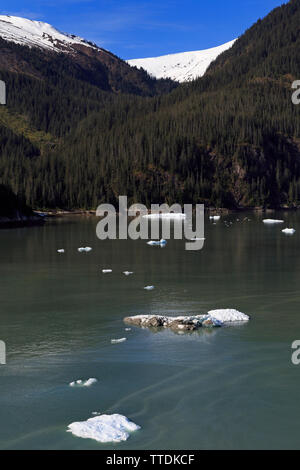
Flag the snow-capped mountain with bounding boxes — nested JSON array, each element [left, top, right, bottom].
[[0, 15, 97, 53], [127, 39, 237, 82]]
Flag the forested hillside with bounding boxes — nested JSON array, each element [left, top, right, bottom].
[[0, 0, 300, 210]]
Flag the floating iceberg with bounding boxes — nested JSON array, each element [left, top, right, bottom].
[[282, 228, 296, 235], [123, 271, 133, 276], [57, 249, 65, 253], [124, 310, 249, 331], [147, 239, 167, 246], [207, 309, 249, 322], [111, 338, 127, 344], [144, 286, 155, 290], [143, 213, 186, 219], [102, 269, 112, 273], [69, 378, 98, 387], [78, 247, 92, 252], [67, 413, 141, 443], [263, 219, 284, 224], [209, 215, 221, 221], [125, 328, 131, 331]]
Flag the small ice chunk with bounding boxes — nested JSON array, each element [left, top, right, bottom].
[[102, 269, 112, 273], [57, 249, 65, 253], [67, 414, 141, 443], [144, 286, 155, 290], [78, 247, 92, 252], [207, 309, 249, 322], [147, 239, 167, 246], [111, 338, 127, 344], [282, 228, 296, 235], [83, 378, 98, 387], [125, 328, 131, 331], [123, 271, 133, 276], [69, 378, 97, 387], [263, 219, 284, 224]]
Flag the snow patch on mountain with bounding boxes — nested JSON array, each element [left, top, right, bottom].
[[0, 15, 97, 53], [127, 39, 237, 82]]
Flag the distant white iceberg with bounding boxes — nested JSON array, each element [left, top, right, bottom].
[[123, 271, 133, 276], [57, 249, 65, 253], [144, 285, 155, 290], [207, 309, 249, 322], [111, 338, 127, 344], [67, 413, 141, 443], [282, 228, 296, 235], [102, 269, 112, 273], [209, 215, 221, 221], [143, 213, 186, 219], [69, 378, 98, 387], [263, 219, 284, 224], [78, 247, 92, 252]]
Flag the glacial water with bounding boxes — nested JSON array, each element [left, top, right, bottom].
[[0, 212, 300, 449]]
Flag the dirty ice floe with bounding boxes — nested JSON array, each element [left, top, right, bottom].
[[282, 228, 296, 235], [67, 413, 141, 443], [102, 269, 112, 273], [147, 239, 167, 246], [124, 309, 249, 331], [78, 247, 92, 252], [263, 219, 284, 224], [69, 378, 98, 387], [111, 338, 127, 344]]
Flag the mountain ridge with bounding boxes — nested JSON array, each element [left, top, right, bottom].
[[127, 39, 237, 82]]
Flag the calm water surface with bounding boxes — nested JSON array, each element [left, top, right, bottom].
[[0, 212, 300, 449]]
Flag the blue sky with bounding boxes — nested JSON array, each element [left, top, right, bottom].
[[0, 0, 287, 59]]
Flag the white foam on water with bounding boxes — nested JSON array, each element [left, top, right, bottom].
[[263, 219, 284, 224], [67, 413, 141, 443], [207, 309, 249, 322], [111, 338, 127, 344]]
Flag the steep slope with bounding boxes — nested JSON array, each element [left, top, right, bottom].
[[1, 1, 300, 210], [0, 16, 176, 97], [127, 39, 236, 82], [0, 15, 97, 53]]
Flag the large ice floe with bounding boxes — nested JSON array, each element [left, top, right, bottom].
[[67, 413, 141, 443], [124, 309, 249, 331], [263, 219, 284, 224], [69, 378, 98, 387]]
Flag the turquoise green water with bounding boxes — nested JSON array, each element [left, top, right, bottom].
[[0, 213, 300, 449]]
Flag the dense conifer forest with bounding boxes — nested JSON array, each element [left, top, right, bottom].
[[0, 0, 300, 211]]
